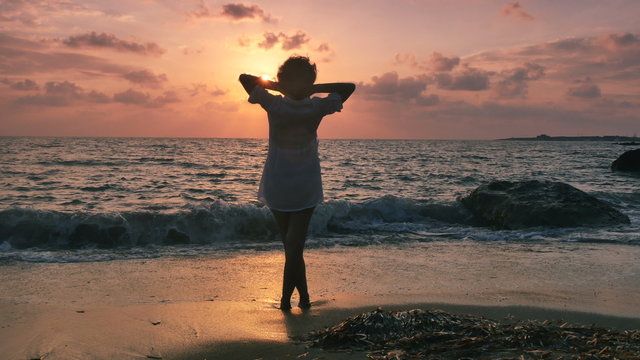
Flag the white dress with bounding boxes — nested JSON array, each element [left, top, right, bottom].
[[248, 85, 343, 211]]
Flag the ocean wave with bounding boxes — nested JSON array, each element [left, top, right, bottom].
[[0, 196, 473, 251], [1, 195, 637, 262]]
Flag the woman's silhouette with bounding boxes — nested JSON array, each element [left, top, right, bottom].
[[239, 56, 355, 310]]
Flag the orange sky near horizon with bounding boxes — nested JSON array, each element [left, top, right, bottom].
[[1, 0, 639, 139]]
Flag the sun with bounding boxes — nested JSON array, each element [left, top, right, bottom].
[[260, 74, 270, 81]]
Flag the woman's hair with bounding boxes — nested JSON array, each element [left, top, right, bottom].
[[277, 56, 317, 84]]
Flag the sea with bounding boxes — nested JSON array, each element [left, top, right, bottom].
[[0, 137, 638, 263]]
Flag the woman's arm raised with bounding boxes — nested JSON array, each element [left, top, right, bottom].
[[311, 83, 356, 102], [238, 74, 282, 95]]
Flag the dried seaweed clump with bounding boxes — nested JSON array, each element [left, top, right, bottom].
[[300, 308, 640, 359]]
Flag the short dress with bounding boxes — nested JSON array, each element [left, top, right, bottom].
[[248, 85, 343, 211]]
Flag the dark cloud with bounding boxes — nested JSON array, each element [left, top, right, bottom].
[[598, 32, 640, 49], [2, 78, 39, 90], [14, 80, 109, 106], [358, 71, 438, 106], [113, 88, 149, 105], [501, 1, 534, 21], [566, 77, 601, 99], [154, 91, 180, 106], [220, 3, 275, 23], [281, 31, 309, 51], [257, 32, 280, 50], [113, 89, 180, 108], [429, 52, 460, 72], [475, 32, 640, 83], [191, 1, 276, 23], [85, 90, 111, 103], [0, 33, 132, 75], [122, 70, 168, 88], [435, 66, 492, 91], [395, 52, 460, 72], [254, 31, 310, 51], [494, 63, 545, 98], [12, 80, 177, 108], [62, 32, 165, 57]]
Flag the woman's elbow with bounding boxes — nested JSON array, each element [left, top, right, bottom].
[[341, 83, 356, 102]]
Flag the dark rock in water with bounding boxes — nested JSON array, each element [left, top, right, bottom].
[[165, 228, 190, 244], [459, 180, 629, 229], [611, 148, 640, 172]]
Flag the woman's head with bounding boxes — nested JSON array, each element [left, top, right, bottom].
[[277, 56, 317, 85]]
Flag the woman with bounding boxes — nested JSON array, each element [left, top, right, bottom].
[[239, 56, 355, 310]]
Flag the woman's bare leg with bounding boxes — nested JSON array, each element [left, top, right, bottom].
[[271, 207, 314, 310]]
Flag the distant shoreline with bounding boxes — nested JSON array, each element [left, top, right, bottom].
[[500, 135, 640, 142]]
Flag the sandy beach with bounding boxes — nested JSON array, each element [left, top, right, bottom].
[[1, 240, 639, 359]]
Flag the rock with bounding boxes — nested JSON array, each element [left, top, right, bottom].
[[611, 149, 640, 172], [165, 228, 190, 244], [459, 180, 630, 229]]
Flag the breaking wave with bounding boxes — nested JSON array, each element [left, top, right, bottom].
[[0, 196, 473, 251], [1, 194, 637, 262]]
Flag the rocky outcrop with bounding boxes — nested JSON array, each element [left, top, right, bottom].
[[611, 149, 640, 172], [460, 180, 630, 229]]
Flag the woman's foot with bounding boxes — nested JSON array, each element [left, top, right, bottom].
[[279, 298, 292, 311], [298, 296, 311, 309]]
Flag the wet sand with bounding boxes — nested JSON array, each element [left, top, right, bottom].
[[1, 241, 639, 359]]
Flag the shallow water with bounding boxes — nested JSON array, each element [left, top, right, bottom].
[[1, 137, 638, 262]]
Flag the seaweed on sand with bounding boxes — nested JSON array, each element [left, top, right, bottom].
[[298, 308, 640, 359]]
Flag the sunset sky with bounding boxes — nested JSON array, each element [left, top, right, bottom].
[[1, 0, 639, 139]]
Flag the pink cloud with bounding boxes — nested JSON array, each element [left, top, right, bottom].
[[0, 0, 39, 26], [395, 52, 460, 72], [566, 77, 601, 99], [14, 80, 109, 106], [0, 1, 130, 27], [435, 66, 492, 91], [0, 39, 132, 75], [113, 89, 180, 108], [189, 83, 226, 97], [316, 43, 330, 52], [494, 63, 545, 98], [358, 71, 438, 106], [468, 32, 640, 83]]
